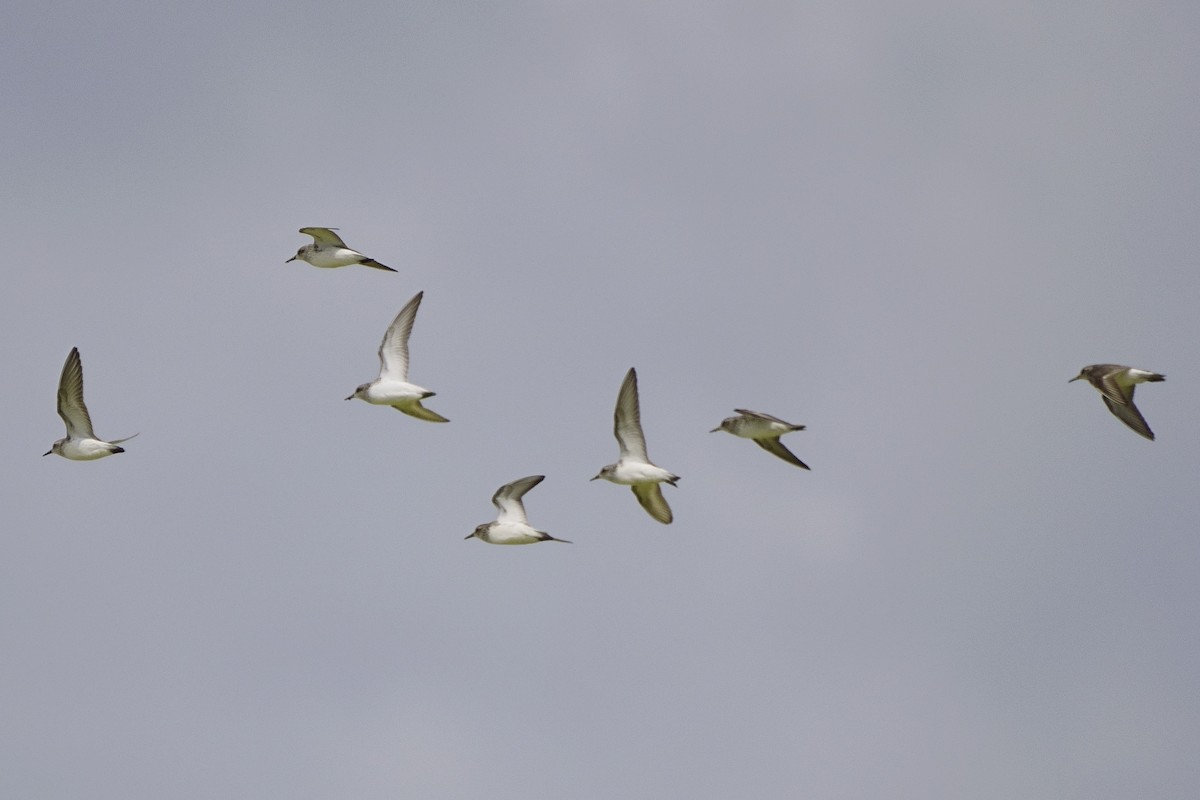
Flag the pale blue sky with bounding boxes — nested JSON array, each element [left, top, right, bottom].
[[2, 3, 1198, 798]]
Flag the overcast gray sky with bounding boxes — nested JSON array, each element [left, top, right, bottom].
[[3, 2, 1199, 798]]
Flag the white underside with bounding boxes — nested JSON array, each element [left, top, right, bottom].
[[1121, 369, 1157, 385], [361, 380, 432, 405], [605, 460, 676, 485], [478, 522, 545, 544], [303, 248, 365, 268], [730, 419, 793, 439], [57, 438, 121, 460]]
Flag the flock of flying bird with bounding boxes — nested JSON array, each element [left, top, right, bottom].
[[44, 227, 1168, 543]]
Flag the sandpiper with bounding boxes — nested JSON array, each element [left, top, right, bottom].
[[591, 368, 679, 524], [467, 475, 570, 545], [44, 347, 137, 460], [711, 409, 810, 469], [346, 291, 448, 422], [286, 227, 397, 272], [1069, 364, 1164, 441]]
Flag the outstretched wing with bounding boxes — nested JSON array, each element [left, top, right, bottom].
[[359, 258, 397, 272], [613, 367, 649, 461], [1101, 395, 1154, 440], [299, 227, 347, 247], [1095, 370, 1137, 408], [492, 475, 545, 524], [631, 483, 673, 524], [56, 347, 96, 439], [378, 291, 423, 381], [394, 403, 449, 423], [753, 437, 811, 469]]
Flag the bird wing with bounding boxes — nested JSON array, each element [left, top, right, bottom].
[[358, 258, 397, 273], [631, 483, 673, 524], [492, 475, 545, 524], [734, 408, 799, 427], [1096, 370, 1137, 408], [1101, 395, 1155, 440], [393, 403, 449, 423], [613, 367, 649, 461], [56, 347, 96, 439], [377, 291, 423, 381], [753, 437, 811, 469], [299, 227, 347, 247]]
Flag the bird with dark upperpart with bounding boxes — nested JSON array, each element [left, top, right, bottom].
[[711, 409, 810, 469], [1070, 363, 1164, 440], [286, 227, 397, 272]]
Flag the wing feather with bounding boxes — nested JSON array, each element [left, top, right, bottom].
[[632, 483, 673, 524], [299, 227, 347, 247], [56, 347, 96, 438], [359, 258, 397, 272], [492, 475, 544, 524], [753, 437, 811, 469], [1096, 371, 1136, 407], [1101, 395, 1154, 440], [613, 367, 649, 461], [378, 291, 423, 381], [393, 403, 449, 423]]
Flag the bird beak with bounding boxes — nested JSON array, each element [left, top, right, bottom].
[[285, 255, 297, 263], [589, 474, 601, 481], [709, 427, 721, 433], [344, 394, 354, 401], [1068, 375, 1082, 383], [464, 532, 475, 540], [42, 450, 51, 457]]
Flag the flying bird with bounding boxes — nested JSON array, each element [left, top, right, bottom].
[[1069, 363, 1165, 440], [346, 291, 449, 422], [711, 409, 810, 469], [44, 347, 138, 460], [286, 227, 397, 272], [467, 475, 570, 545], [591, 367, 679, 524]]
